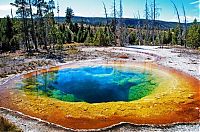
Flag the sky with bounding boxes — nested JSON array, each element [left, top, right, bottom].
[[0, 0, 199, 22]]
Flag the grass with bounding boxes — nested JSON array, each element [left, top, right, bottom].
[[0, 116, 22, 132]]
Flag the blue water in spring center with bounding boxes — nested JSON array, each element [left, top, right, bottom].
[[21, 66, 156, 103]]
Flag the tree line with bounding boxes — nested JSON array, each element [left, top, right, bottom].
[[0, 0, 199, 54]]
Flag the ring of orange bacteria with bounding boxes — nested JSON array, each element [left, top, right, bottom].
[[0, 60, 199, 130]]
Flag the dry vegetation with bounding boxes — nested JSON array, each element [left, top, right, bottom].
[[0, 116, 21, 132]]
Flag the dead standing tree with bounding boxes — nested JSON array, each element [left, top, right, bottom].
[[144, 0, 150, 45], [118, 0, 124, 46], [115, 0, 128, 47], [103, 0, 126, 47], [29, 0, 38, 51], [182, 2, 187, 48], [148, 0, 160, 46], [102, 2, 108, 26], [136, 11, 143, 45], [102, 2, 112, 45], [113, 0, 117, 46], [57, 1, 60, 23], [170, 0, 182, 46], [152, 0, 156, 45]]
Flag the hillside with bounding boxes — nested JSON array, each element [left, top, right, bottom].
[[55, 16, 193, 29]]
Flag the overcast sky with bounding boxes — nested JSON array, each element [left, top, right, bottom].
[[0, 0, 199, 22]]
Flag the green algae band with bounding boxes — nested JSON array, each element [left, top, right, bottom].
[[19, 66, 158, 103]]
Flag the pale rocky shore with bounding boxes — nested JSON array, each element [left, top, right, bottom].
[[0, 46, 199, 132], [82, 46, 200, 80]]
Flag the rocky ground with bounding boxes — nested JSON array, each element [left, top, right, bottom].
[[82, 46, 200, 80], [0, 48, 133, 81], [0, 46, 199, 132]]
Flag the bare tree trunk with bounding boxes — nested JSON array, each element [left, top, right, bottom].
[[152, 0, 156, 46], [57, 2, 60, 23], [38, 2, 48, 51], [170, 0, 182, 45], [113, 0, 117, 46], [44, 17, 48, 51], [157, 25, 162, 48], [29, 0, 38, 51], [22, 3, 29, 52], [102, 2, 112, 45], [17, 1, 27, 51], [119, 0, 123, 46], [145, 0, 149, 45], [182, 2, 187, 48], [103, 2, 108, 26], [11, 8, 13, 19], [137, 11, 142, 45]]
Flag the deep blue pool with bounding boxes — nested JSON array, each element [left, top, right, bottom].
[[19, 66, 157, 103]]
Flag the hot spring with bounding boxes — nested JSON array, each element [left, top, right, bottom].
[[0, 61, 199, 130], [18, 66, 157, 103]]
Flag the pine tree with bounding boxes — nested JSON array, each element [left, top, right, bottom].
[[33, 0, 49, 51], [155, 34, 160, 45], [69, 22, 74, 32], [4, 16, 14, 51], [14, 0, 30, 51], [49, 24, 57, 52], [65, 7, 74, 24], [56, 30, 64, 55], [167, 29, 172, 44], [172, 26, 179, 45], [163, 31, 168, 44], [84, 26, 94, 44], [66, 29, 72, 43], [77, 23, 85, 43], [47, 0, 56, 51], [187, 19, 200, 49], [77, 28, 83, 43], [29, 0, 37, 51], [74, 23, 79, 34], [93, 28, 109, 46], [0, 18, 7, 51], [129, 32, 136, 45]]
